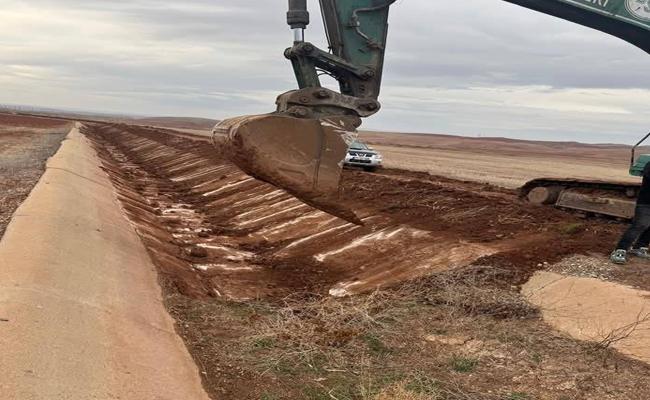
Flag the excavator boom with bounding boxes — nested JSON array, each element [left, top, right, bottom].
[[213, 0, 650, 222], [506, 0, 650, 54]]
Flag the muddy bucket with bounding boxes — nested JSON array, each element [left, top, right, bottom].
[[212, 114, 363, 224]]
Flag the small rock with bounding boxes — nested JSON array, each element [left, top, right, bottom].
[[424, 334, 468, 346], [186, 246, 208, 258], [557, 380, 577, 391], [463, 339, 485, 353]]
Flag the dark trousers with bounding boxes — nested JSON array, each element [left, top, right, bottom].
[[617, 204, 650, 250]]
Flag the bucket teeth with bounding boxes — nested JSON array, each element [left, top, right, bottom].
[[212, 114, 363, 225]]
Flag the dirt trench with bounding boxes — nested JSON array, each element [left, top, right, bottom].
[[81, 122, 623, 300]]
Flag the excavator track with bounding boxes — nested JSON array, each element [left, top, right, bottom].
[[520, 178, 640, 220]]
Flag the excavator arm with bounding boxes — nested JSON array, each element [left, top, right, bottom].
[[213, 0, 650, 223], [286, 0, 650, 116], [504, 0, 650, 54]]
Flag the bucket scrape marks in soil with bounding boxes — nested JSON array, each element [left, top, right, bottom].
[[340, 168, 622, 284], [82, 123, 497, 299], [315, 227, 498, 297]]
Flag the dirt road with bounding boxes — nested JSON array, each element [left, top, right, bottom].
[[0, 126, 209, 399]]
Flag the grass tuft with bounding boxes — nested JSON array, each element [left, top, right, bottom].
[[362, 333, 392, 356], [504, 393, 529, 400], [252, 337, 275, 350], [450, 356, 479, 373], [404, 374, 439, 395]]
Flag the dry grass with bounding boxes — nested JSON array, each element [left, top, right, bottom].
[[415, 266, 538, 320], [229, 268, 556, 399], [247, 265, 537, 378], [373, 383, 432, 400], [251, 290, 411, 367], [168, 264, 650, 400]]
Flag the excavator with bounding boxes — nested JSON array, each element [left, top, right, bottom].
[[213, 0, 650, 223]]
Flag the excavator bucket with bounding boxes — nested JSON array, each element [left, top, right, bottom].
[[212, 114, 363, 224]]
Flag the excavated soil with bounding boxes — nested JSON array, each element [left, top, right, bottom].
[[81, 122, 623, 300], [75, 122, 649, 399]]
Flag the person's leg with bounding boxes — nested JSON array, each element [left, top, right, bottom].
[[618, 205, 650, 250], [609, 205, 650, 264], [634, 226, 650, 249], [616, 220, 647, 250], [629, 208, 650, 259], [613, 206, 650, 263]]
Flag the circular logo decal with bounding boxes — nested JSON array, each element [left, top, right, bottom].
[[627, 0, 650, 21]]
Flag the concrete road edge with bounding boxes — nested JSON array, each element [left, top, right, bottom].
[[0, 124, 211, 399]]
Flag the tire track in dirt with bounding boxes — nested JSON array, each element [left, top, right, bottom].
[[82, 123, 623, 300]]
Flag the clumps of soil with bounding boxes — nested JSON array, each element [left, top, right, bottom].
[[341, 168, 623, 285]]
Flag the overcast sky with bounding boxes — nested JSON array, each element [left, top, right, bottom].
[[1, 0, 649, 143]]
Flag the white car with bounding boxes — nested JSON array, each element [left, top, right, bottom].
[[344, 140, 383, 172]]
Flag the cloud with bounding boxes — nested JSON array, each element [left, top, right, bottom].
[[0, 0, 648, 143], [375, 84, 649, 142]]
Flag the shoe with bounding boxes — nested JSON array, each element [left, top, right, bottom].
[[630, 247, 650, 259], [610, 249, 627, 264]]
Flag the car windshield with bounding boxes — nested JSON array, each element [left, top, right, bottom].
[[350, 141, 369, 150]]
